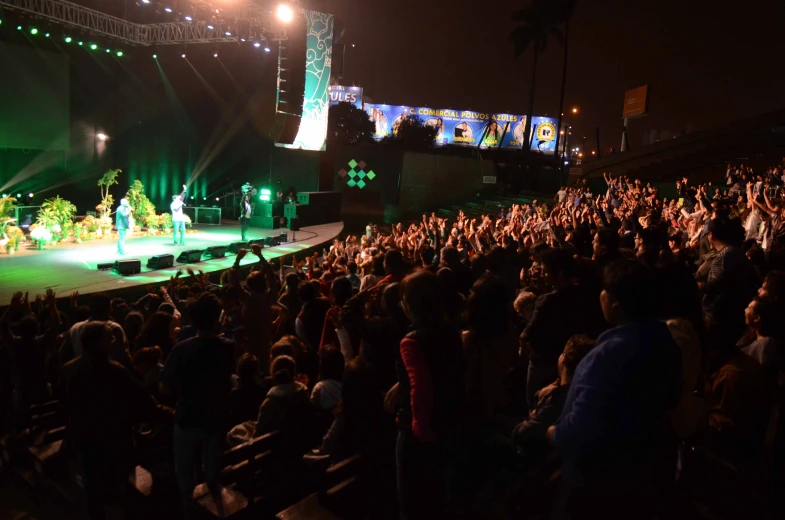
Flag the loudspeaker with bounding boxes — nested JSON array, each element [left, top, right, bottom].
[[176, 250, 204, 263], [203, 245, 227, 259], [296, 192, 310, 205], [288, 217, 300, 231], [113, 259, 142, 275], [264, 235, 281, 247], [97, 262, 114, 271], [259, 203, 274, 218], [147, 254, 175, 270], [249, 238, 266, 248], [274, 113, 301, 145], [279, 231, 288, 243], [284, 204, 298, 218], [227, 242, 248, 254]]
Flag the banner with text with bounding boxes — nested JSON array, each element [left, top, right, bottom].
[[365, 104, 558, 152], [329, 85, 363, 109]]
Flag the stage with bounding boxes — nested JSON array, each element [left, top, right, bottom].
[[0, 222, 343, 303]]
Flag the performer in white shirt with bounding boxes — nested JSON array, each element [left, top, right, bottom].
[[239, 193, 253, 241], [170, 184, 187, 246]]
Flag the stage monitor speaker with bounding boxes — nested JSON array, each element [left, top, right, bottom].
[[203, 245, 227, 259], [249, 238, 266, 248], [227, 242, 248, 254], [259, 203, 274, 218], [279, 231, 288, 243], [147, 254, 175, 270], [97, 262, 114, 271], [284, 204, 298, 218], [296, 192, 310, 205], [113, 259, 142, 275], [177, 250, 204, 263], [264, 235, 281, 247], [288, 217, 300, 231]]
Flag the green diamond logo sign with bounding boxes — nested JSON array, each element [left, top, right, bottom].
[[340, 159, 376, 189]]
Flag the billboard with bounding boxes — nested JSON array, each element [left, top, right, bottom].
[[365, 104, 559, 152], [329, 85, 363, 109], [623, 85, 649, 118]]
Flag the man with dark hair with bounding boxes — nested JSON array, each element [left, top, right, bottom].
[[345, 261, 361, 293], [512, 334, 595, 455], [59, 292, 129, 368], [521, 248, 606, 409], [61, 321, 170, 520], [160, 292, 236, 516], [549, 259, 682, 519], [702, 216, 756, 339]]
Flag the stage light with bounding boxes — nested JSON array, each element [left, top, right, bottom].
[[225, 31, 231, 36], [97, 133, 108, 141], [190, 196, 195, 200], [16, 194, 21, 198], [17, 25, 22, 30], [164, 7, 172, 13], [253, 42, 261, 48], [45, 33, 50, 38], [106, 48, 111, 53], [572, 107, 579, 114], [215, 197, 220, 201], [264, 46, 271, 52], [90, 43, 98, 50], [78, 41, 84, 46], [213, 52, 218, 57], [260, 189, 271, 202], [182, 53, 186, 58], [141, 0, 150, 3], [28, 193, 33, 198], [240, 38, 246, 42], [277, 4, 294, 23], [184, 16, 192, 21], [153, 54, 157, 59], [207, 24, 214, 29], [1, 194, 6, 198], [30, 28, 38, 35], [65, 36, 72, 43], [116, 51, 123, 57]]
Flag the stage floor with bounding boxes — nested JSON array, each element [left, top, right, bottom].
[[0, 222, 343, 303]]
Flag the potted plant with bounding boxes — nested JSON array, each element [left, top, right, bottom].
[[82, 215, 98, 239], [160, 212, 173, 235], [3, 225, 22, 254], [30, 225, 52, 250], [74, 221, 84, 243]]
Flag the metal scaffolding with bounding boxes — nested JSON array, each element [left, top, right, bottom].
[[0, 0, 287, 45]]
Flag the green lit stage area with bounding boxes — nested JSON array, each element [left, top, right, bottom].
[[0, 222, 342, 304]]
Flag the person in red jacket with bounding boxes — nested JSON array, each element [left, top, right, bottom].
[[396, 271, 464, 520]]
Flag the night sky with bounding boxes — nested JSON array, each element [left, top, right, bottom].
[[326, 0, 785, 151]]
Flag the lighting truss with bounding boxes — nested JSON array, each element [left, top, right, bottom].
[[0, 0, 287, 45]]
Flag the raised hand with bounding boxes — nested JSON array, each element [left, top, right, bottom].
[[10, 292, 23, 308], [70, 291, 79, 308], [45, 288, 56, 306], [236, 248, 248, 261], [250, 243, 263, 257]]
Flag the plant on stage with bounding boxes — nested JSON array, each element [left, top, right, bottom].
[[183, 214, 192, 227], [82, 215, 98, 234], [125, 179, 157, 229], [0, 195, 17, 229], [160, 212, 173, 233], [97, 168, 121, 221], [3, 225, 23, 254], [30, 225, 52, 249], [39, 196, 77, 241], [73, 221, 84, 243]]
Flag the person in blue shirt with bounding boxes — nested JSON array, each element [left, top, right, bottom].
[[115, 198, 132, 255], [548, 259, 682, 519]]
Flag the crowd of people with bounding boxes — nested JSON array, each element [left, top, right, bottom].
[[1, 160, 785, 519]]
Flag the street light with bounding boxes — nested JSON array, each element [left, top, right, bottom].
[[277, 4, 294, 23], [571, 107, 579, 114], [97, 133, 108, 141]]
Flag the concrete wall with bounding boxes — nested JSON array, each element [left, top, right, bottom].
[[398, 152, 495, 215]]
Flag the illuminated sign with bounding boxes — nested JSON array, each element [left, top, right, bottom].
[[365, 104, 559, 152], [329, 85, 363, 109], [623, 85, 649, 118]]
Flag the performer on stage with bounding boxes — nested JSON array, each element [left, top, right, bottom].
[[239, 193, 253, 241], [116, 198, 132, 255], [171, 184, 187, 246]]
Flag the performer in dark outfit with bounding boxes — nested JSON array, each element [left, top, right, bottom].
[[239, 193, 254, 242]]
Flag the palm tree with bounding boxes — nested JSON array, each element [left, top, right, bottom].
[[551, 1, 578, 171], [510, 0, 573, 151]]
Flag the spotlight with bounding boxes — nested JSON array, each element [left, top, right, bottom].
[[253, 42, 261, 48], [240, 38, 246, 42], [153, 53, 157, 59], [276, 4, 294, 23], [17, 25, 22, 30], [105, 48, 111, 53], [207, 24, 214, 29], [184, 16, 192, 21], [164, 7, 172, 13], [65, 36, 72, 42], [213, 52, 218, 57], [96, 133, 108, 141], [30, 27, 38, 35], [116, 51, 123, 57], [45, 33, 50, 38], [142, 0, 150, 3], [28, 193, 33, 198], [78, 41, 83, 46], [264, 46, 271, 52], [181, 53, 186, 58], [225, 31, 231, 36], [16, 194, 21, 199], [90, 43, 98, 50]]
